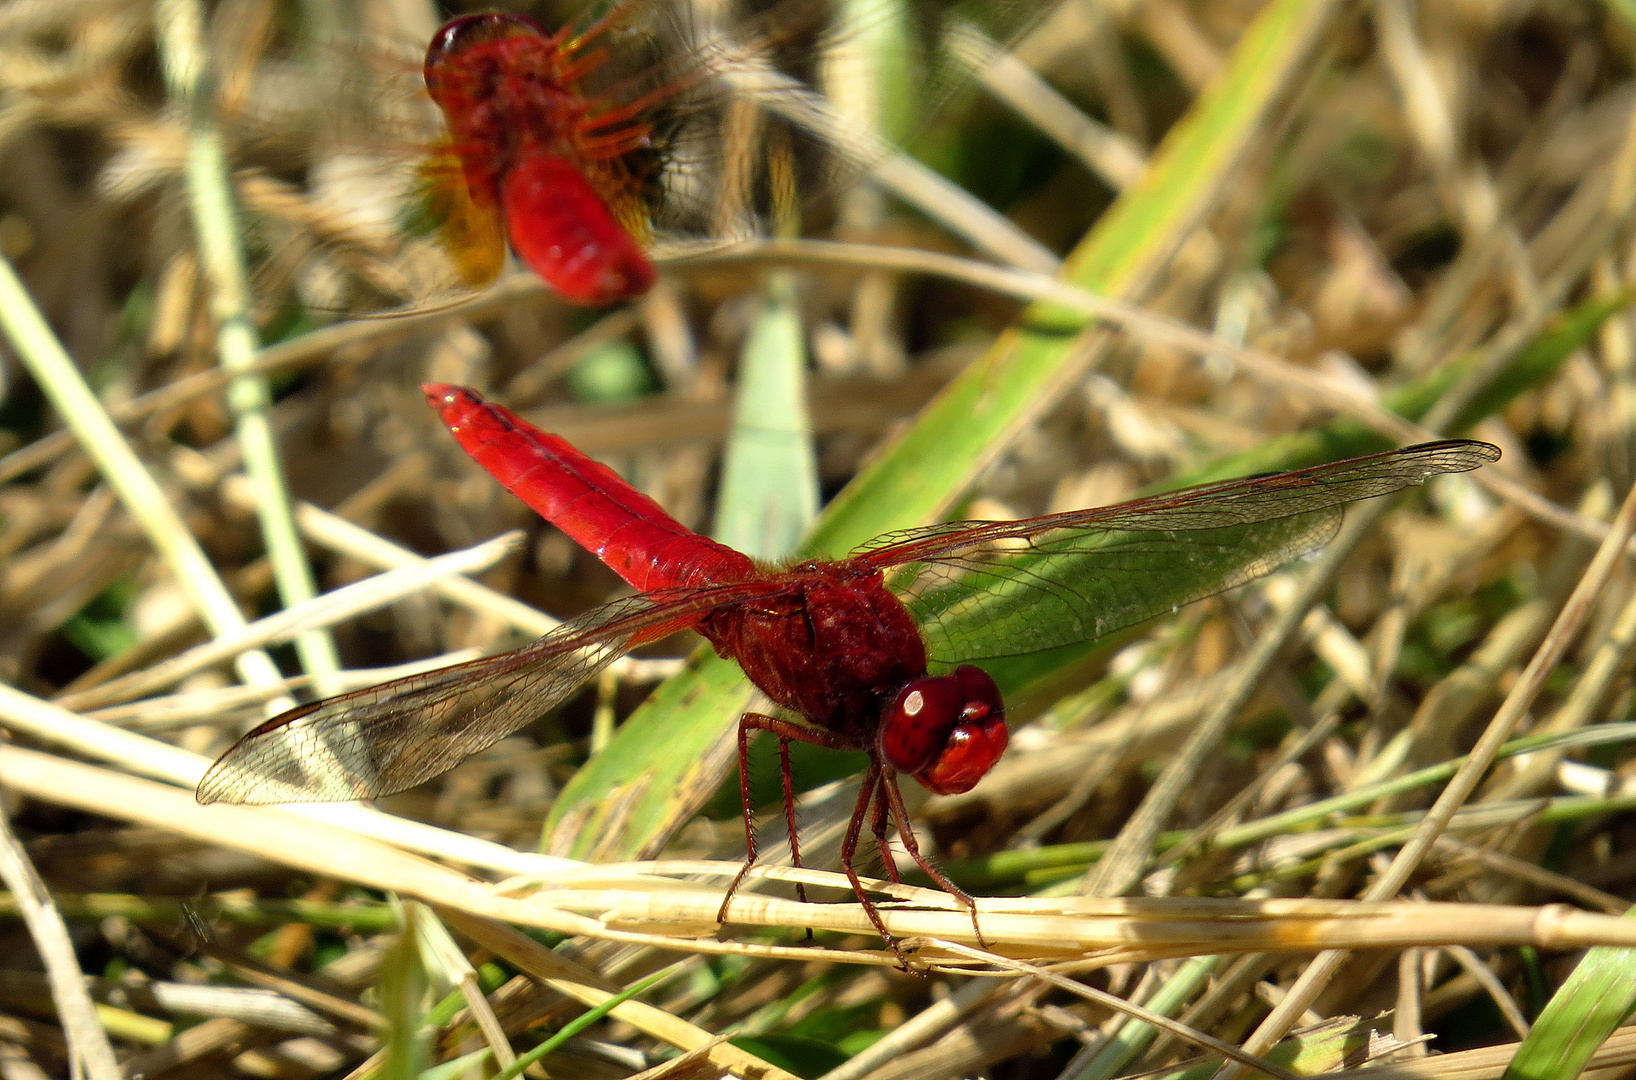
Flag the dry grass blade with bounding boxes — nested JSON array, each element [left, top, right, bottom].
[[54, 529, 523, 710], [0, 810, 118, 1079]]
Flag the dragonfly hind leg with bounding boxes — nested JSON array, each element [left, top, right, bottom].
[[718, 712, 850, 932], [775, 734, 809, 906]]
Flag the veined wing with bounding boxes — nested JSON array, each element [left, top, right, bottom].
[[851, 441, 1499, 665], [195, 580, 787, 805]]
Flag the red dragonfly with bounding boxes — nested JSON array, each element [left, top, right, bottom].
[[273, 1, 1036, 314], [414, 10, 663, 305], [198, 385, 1498, 953]]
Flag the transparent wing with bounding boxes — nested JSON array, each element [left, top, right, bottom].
[[555, 0, 1062, 248], [196, 582, 785, 805], [851, 441, 1500, 665]]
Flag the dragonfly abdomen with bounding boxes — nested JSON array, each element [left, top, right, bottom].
[[425, 385, 752, 593]]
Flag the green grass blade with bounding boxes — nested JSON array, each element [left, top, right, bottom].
[[714, 275, 820, 559], [1068, 955, 1228, 1080], [1149, 1015, 1393, 1080], [1502, 906, 1636, 1080], [379, 909, 433, 1080], [492, 963, 682, 1080]]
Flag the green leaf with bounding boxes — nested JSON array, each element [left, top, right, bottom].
[[1503, 906, 1636, 1080], [714, 274, 819, 559]]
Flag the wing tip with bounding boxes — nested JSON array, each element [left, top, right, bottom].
[[1399, 439, 1501, 479], [195, 763, 233, 805], [193, 757, 343, 806], [1440, 439, 1502, 466]]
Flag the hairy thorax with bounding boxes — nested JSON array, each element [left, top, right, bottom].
[[698, 564, 928, 742]]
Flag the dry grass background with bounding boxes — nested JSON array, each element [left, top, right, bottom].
[[4, 0, 1636, 1077]]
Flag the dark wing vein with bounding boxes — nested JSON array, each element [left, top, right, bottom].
[[195, 581, 786, 805], [850, 441, 1498, 664]]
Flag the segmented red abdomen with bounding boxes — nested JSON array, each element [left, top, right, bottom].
[[425, 385, 755, 591], [501, 154, 656, 305]]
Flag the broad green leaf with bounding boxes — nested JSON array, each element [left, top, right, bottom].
[[885, 442, 1495, 668]]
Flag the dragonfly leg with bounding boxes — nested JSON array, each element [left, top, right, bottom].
[[775, 736, 812, 908], [718, 714, 911, 965], [841, 761, 910, 969], [718, 713, 846, 931], [717, 718, 761, 928], [880, 768, 986, 948], [869, 772, 900, 884]]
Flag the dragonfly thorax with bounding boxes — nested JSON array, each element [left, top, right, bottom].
[[425, 15, 578, 176], [700, 572, 927, 740]]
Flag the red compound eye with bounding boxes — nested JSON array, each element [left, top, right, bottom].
[[879, 665, 1008, 796]]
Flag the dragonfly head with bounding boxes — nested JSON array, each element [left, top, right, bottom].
[[879, 665, 1008, 796], [424, 13, 548, 108]]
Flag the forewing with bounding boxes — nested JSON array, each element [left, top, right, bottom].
[[195, 585, 768, 805], [228, 34, 491, 317], [853, 441, 1499, 664]]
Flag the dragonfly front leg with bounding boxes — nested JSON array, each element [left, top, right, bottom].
[[880, 767, 986, 947], [840, 760, 908, 966]]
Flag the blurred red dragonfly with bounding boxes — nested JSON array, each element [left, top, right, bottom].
[[198, 385, 1498, 956], [414, 10, 669, 305], [245, 0, 1047, 316]]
